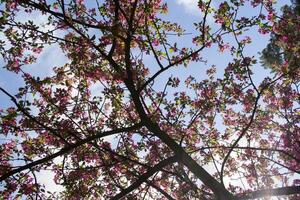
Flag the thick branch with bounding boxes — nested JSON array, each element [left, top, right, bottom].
[[123, 78, 233, 199]]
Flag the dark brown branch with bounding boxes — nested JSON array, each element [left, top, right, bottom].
[[121, 15, 233, 196], [137, 0, 212, 93], [147, 121, 233, 199], [145, 18, 164, 69], [0, 124, 141, 182], [20, 0, 110, 31], [137, 45, 205, 93], [123, 78, 233, 199], [0, 87, 70, 145], [111, 156, 177, 200]]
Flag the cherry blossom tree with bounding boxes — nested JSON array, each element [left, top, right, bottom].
[[0, 0, 299, 199]]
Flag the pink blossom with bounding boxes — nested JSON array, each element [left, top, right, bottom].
[[152, 38, 160, 46], [32, 47, 43, 54], [10, 60, 20, 72], [77, 0, 84, 5], [281, 36, 289, 43]]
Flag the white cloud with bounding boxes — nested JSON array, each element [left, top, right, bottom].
[[176, 0, 200, 15], [175, 0, 215, 24], [37, 157, 64, 195], [37, 170, 64, 194]]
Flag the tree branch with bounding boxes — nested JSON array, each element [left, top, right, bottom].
[[111, 156, 177, 200], [0, 123, 141, 182]]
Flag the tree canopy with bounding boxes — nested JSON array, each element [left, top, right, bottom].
[[0, 0, 299, 199]]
